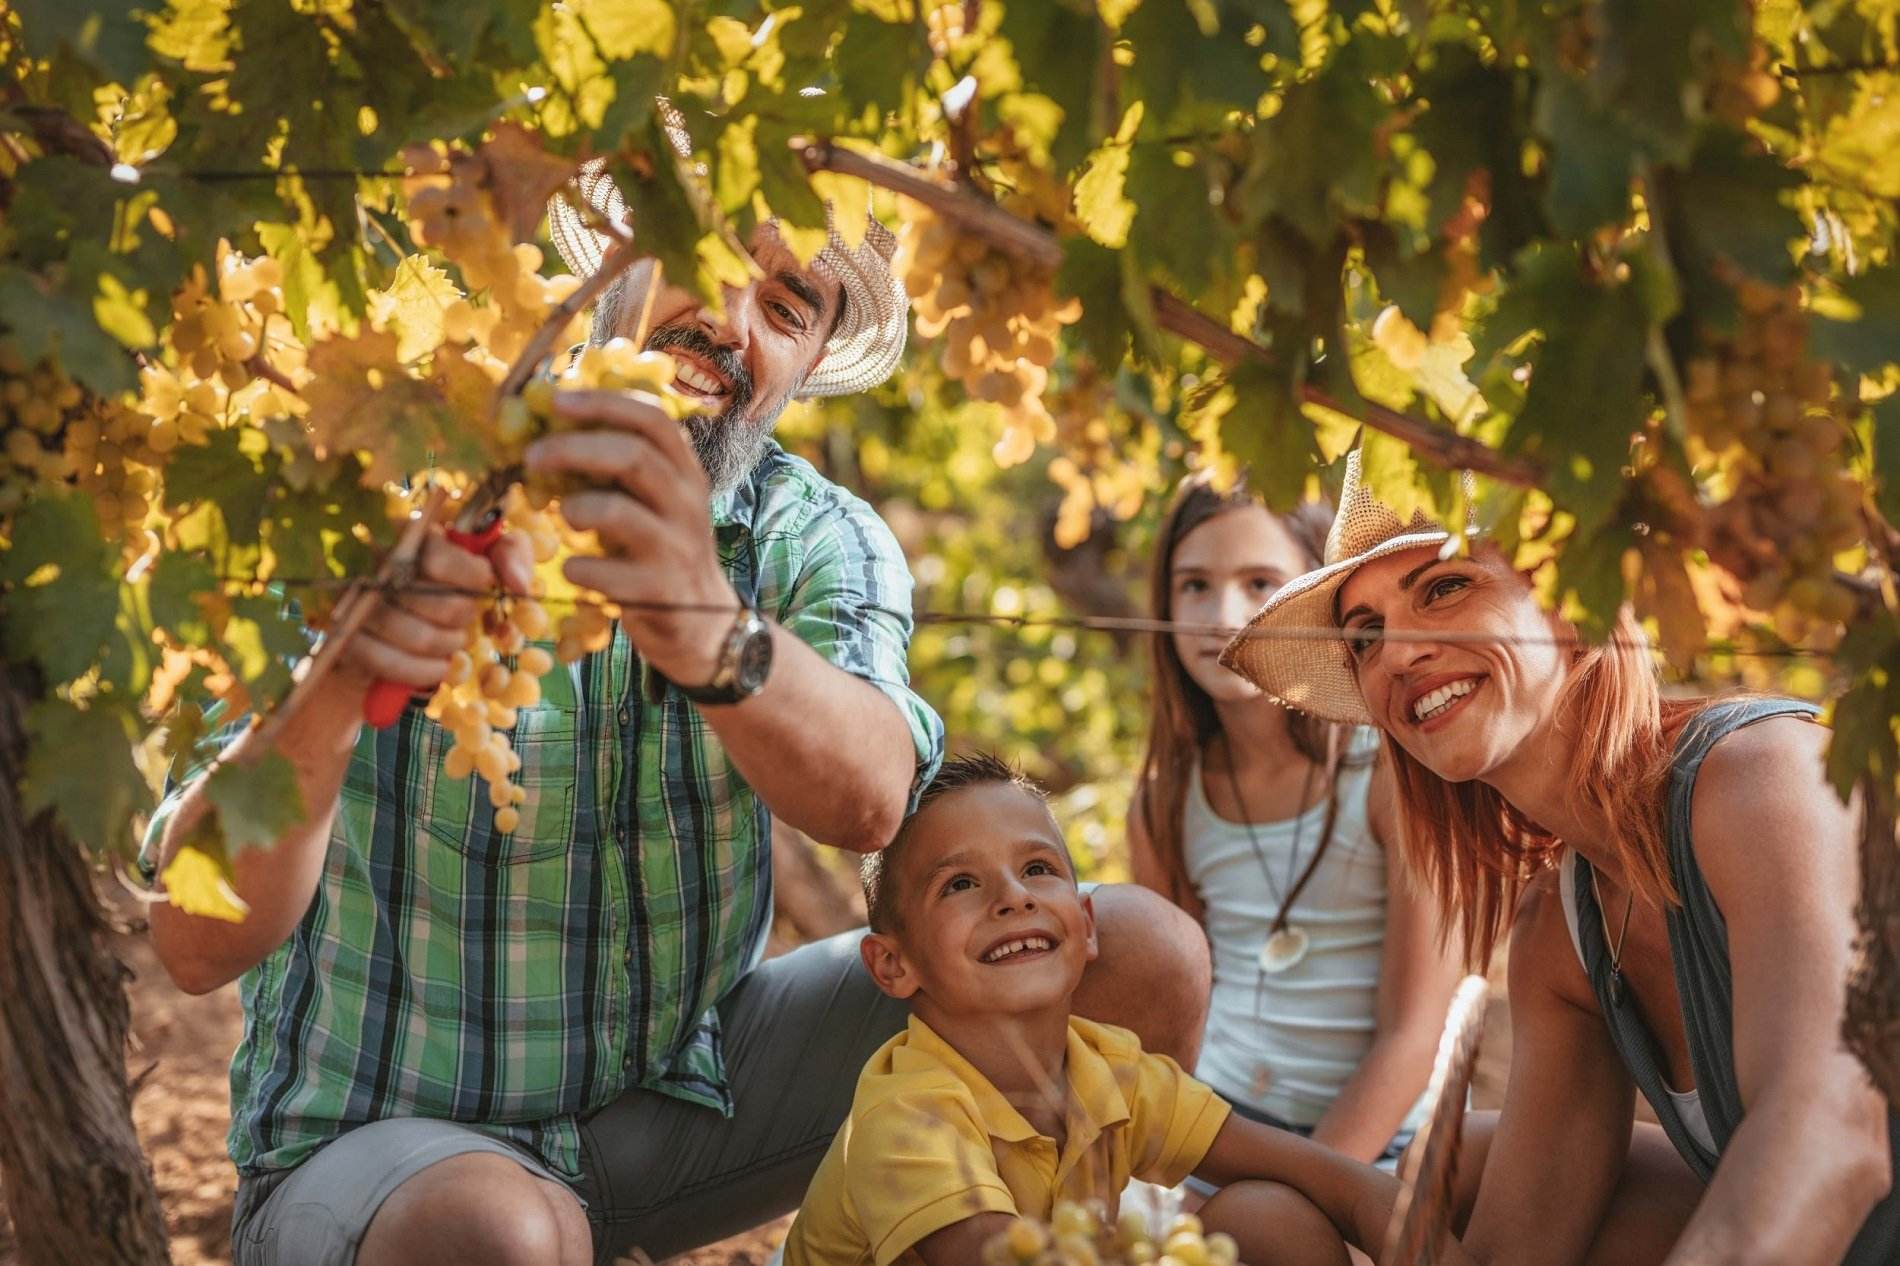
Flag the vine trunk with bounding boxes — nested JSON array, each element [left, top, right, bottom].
[[1846, 774, 1900, 1108], [0, 658, 170, 1265]]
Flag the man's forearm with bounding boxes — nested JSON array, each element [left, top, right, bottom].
[[1663, 1087, 1888, 1266], [148, 668, 370, 993], [698, 625, 916, 851]]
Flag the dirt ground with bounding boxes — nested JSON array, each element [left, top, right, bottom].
[[0, 866, 1512, 1266]]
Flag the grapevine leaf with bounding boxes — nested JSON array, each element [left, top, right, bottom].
[[149, 551, 218, 647], [0, 491, 122, 685], [0, 273, 137, 397], [367, 257, 462, 361], [9, 0, 152, 83], [1242, 71, 1385, 246], [220, 593, 310, 704], [22, 698, 153, 858], [1074, 139, 1137, 249], [999, 2, 1102, 170], [161, 836, 252, 924], [1667, 132, 1803, 285], [596, 54, 666, 150], [1486, 246, 1648, 541], [570, 0, 676, 59], [1553, 519, 1629, 642], [1410, 55, 1544, 270], [257, 222, 340, 343], [1635, 546, 1706, 672], [1532, 72, 1640, 237], [833, 11, 918, 117], [1826, 631, 1900, 801], [1122, 0, 1268, 129], [164, 427, 280, 546], [481, 124, 583, 245], [300, 329, 483, 486], [1124, 144, 1225, 296], [1811, 264, 1900, 380], [1594, 0, 1744, 162], [204, 749, 305, 855], [614, 138, 712, 305], [1057, 239, 1130, 367], [1222, 360, 1321, 510], [1873, 395, 1900, 528]]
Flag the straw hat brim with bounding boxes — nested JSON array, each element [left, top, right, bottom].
[[1217, 529, 1453, 725]]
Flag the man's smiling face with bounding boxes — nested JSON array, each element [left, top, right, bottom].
[[607, 222, 843, 490]]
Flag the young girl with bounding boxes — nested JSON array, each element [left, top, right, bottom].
[[1129, 473, 1460, 1169], [1221, 448, 1898, 1263]]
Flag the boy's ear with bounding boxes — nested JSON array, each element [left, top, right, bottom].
[[1079, 891, 1100, 965], [860, 931, 921, 1000]]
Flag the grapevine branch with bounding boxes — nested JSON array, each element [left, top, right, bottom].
[[797, 140, 1544, 487]]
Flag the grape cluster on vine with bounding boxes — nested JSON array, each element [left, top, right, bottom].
[[1683, 279, 1864, 637], [895, 154, 1080, 468], [983, 1203, 1244, 1266], [0, 346, 173, 558]]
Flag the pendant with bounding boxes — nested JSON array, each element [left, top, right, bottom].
[[1609, 969, 1625, 1009], [1258, 926, 1311, 974]]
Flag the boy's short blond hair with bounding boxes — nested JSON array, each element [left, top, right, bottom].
[[861, 753, 1057, 933]]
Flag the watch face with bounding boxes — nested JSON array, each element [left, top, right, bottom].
[[735, 625, 774, 692]]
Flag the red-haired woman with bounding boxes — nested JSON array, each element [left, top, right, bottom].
[[1221, 449, 1897, 1264], [1130, 474, 1461, 1173]]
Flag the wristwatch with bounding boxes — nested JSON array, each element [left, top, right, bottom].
[[676, 606, 774, 705]]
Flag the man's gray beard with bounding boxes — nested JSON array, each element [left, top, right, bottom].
[[683, 398, 785, 493]]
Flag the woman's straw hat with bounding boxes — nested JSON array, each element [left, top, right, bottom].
[[1217, 446, 1457, 724], [546, 145, 909, 399]]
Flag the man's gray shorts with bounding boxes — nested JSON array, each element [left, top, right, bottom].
[[230, 929, 907, 1266]]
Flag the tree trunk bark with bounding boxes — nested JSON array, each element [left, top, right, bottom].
[[1845, 773, 1900, 1109], [0, 659, 171, 1265]]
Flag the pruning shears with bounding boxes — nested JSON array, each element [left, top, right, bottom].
[[361, 462, 523, 728]]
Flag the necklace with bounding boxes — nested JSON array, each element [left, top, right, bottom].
[[1589, 866, 1637, 1008], [1221, 743, 1332, 975]]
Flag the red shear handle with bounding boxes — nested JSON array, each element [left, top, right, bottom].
[[362, 519, 509, 728]]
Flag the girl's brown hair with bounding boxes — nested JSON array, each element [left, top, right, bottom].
[[1382, 600, 1705, 967], [1135, 473, 1353, 920]]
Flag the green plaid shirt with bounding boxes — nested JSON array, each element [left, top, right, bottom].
[[143, 445, 944, 1180]]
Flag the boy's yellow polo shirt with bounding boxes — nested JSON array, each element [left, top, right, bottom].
[[782, 1014, 1231, 1266]]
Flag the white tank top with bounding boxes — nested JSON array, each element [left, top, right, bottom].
[[1556, 850, 1717, 1155], [1185, 731, 1429, 1132]]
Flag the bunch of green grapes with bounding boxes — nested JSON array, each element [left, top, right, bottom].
[[423, 595, 555, 834], [0, 346, 86, 515], [63, 397, 169, 552], [506, 337, 684, 664], [983, 1204, 1242, 1266], [895, 188, 1080, 467], [1681, 279, 1864, 634], [404, 149, 585, 365], [169, 250, 286, 392]]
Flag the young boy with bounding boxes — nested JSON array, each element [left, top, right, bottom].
[[782, 755, 1409, 1266]]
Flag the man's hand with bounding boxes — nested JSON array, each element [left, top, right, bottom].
[[341, 524, 536, 694], [524, 389, 739, 687]]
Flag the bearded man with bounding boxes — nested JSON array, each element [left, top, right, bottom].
[[139, 167, 1210, 1266]]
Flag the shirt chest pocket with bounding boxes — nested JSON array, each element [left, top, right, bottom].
[[419, 704, 581, 866]]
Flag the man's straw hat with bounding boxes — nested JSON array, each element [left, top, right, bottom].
[[1218, 446, 1459, 725], [546, 143, 909, 399]]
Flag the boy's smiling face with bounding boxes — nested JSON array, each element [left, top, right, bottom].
[[861, 782, 1098, 1020]]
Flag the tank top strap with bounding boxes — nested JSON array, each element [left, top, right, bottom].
[[1572, 697, 1820, 1181]]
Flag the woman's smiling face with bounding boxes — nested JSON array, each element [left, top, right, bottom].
[[1334, 545, 1572, 784]]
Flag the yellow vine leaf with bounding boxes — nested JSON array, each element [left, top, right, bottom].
[[368, 258, 462, 362], [573, 0, 678, 59], [1073, 103, 1144, 249], [161, 842, 251, 924], [480, 124, 584, 245]]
